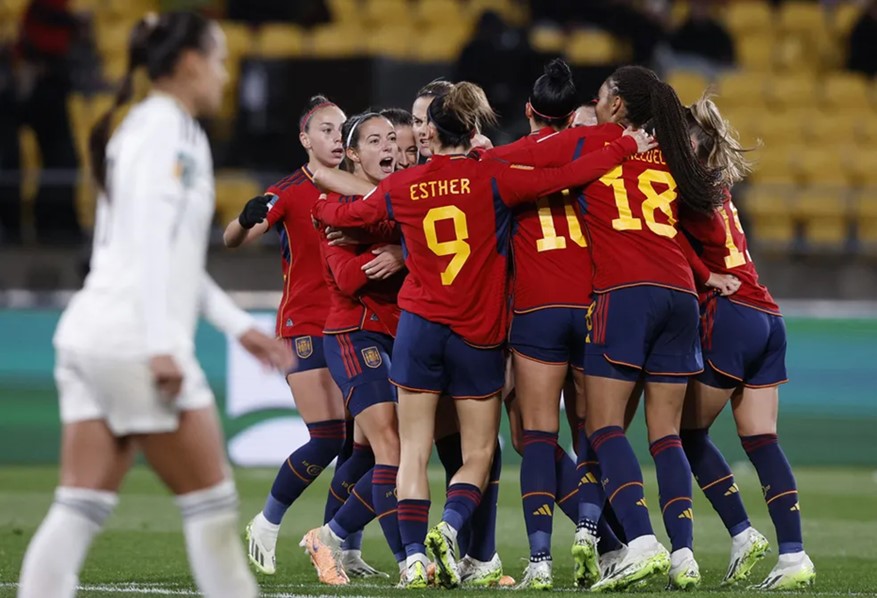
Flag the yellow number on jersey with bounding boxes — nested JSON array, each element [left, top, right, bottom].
[[423, 205, 471, 285], [599, 167, 678, 238], [720, 202, 747, 268], [535, 190, 587, 252]]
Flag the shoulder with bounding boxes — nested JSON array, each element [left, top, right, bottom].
[[267, 167, 315, 196], [487, 136, 532, 160], [122, 96, 189, 142]]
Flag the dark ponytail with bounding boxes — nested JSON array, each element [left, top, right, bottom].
[[608, 66, 723, 214], [89, 11, 213, 191], [530, 58, 577, 128]]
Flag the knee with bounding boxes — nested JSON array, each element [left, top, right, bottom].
[[307, 420, 347, 456], [679, 427, 709, 451], [736, 420, 777, 438], [54, 486, 118, 528], [463, 443, 496, 473], [370, 429, 400, 464]]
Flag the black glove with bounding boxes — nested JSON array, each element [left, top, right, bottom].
[[238, 195, 271, 229]]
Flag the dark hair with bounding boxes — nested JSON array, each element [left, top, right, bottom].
[[416, 78, 454, 99], [530, 58, 577, 128], [607, 66, 723, 213], [427, 82, 497, 149], [380, 107, 413, 128], [299, 94, 339, 132], [340, 111, 389, 172], [89, 11, 213, 191]]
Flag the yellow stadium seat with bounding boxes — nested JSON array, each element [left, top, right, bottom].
[[793, 186, 849, 250], [821, 73, 872, 112], [749, 149, 796, 186], [741, 185, 795, 248], [307, 24, 364, 58], [666, 70, 710, 106], [765, 75, 817, 111], [717, 106, 762, 149], [414, 0, 467, 28], [214, 172, 263, 226], [831, 3, 863, 37], [857, 117, 877, 147], [757, 118, 803, 149], [100, 0, 158, 21], [735, 34, 775, 73], [529, 25, 566, 55], [845, 149, 877, 188], [411, 27, 469, 62], [716, 71, 769, 109], [852, 190, 877, 247], [365, 25, 414, 59], [778, 2, 827, 36], [566, 29, 627, 66], [801, 111, 855, 147], [75, 175, 98, 230], [327, 0, 359, 25], [254, 24, 305, 59], [724, 1, 773, 36], [95, 22, 131, 57], [794, 147, 847, 186], [220, 21, 253, 63], [364, 0, 413, 27]]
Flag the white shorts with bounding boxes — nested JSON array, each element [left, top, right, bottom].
[[55, 349, 214, 435]]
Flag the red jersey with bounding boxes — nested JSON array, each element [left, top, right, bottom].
[[536, 123, 697, 295], [320, 193, 404, 336], [679, 190, 780, 314], [312, 137, 638, 347], [489, 127, 593, 312], [264, 166, 330, 338]]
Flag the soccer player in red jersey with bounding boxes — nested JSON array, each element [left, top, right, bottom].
[[526, 66, 729, 591], [300, 112, 409, 585], [223, 96, 380, 578], [678, 97, 814, 590], [380, 108, 419, 170], [312, 81, 654, 588]]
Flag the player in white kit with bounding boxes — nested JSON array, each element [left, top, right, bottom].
[[17, 12, 292, 598]]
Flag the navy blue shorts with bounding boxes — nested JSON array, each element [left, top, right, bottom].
[[584, 286, 703, 383], [286, 335, 327, 375], [697, 297, 788, 389], [390, 310, 505, 399], [324, 331, 396, 417], [509, 307, 588, 369]]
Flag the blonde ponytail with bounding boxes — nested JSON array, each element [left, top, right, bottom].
[[687, 93, 754, 187]]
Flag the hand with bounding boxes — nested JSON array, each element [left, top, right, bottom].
[[238, 195, 271, 229], [471, 133, 494, 151], [623, 126, 657, 153], [706, 272, 741, 296], [363, 244, 405, 279], [239, 328, 296, 372], [149, 355, 184, 401], [326, 226, 360, 246]]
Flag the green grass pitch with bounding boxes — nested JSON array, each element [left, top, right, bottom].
[[1, 465, 875, 597]]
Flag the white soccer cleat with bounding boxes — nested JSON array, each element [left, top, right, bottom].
[[668, 547, 701, 590], [397, 555, 429, 589], [458, 552, 504, 587], [571, 526, 600, 588], [590, 535, 670, 593], [599, 546, 627, 579], [341, 549, 389, 578], [245, 513, 278, 575], [750, 551, 815, 591], [514, 557, 553, 590], [723, 527, 770, 586]]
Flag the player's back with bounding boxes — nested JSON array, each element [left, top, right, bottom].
[[55, 94, 214, 357], [265, 167, 331, 337], [577, 124, 695, 294], [385, 154, 512, 346], [680, 190, 778, 313], [490, 127, 592, 311]]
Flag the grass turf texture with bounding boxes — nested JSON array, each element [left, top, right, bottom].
[[0, 466, 875, 597]]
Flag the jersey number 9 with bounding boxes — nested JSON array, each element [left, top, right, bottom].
[[423, 206, 471, 286]]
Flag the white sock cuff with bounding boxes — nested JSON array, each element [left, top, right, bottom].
[[175, 479, 238, 521], [54, 486, 118, 526]]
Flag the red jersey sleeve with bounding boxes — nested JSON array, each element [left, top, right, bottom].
[[263, 190, 287, 228], [323, 242, 374, 297], [492, 136, 640, 207], [312, 182, 391, 228], [676, 231, 711, 286]]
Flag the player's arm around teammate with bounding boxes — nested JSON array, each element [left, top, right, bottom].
[[19, 13, 292, 598], [678, 96, 814, 590]]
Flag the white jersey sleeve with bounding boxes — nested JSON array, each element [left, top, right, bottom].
[[199, 273, 255, 339]]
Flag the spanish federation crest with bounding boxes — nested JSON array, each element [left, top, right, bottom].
[[361, 346, 382, 369], [295, 336, 313, 359]]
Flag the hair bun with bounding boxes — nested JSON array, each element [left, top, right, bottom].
[[543, 58, 572, 83]]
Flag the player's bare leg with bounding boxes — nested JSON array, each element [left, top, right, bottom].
[[139, 406, 258, 598], [18, 420, 133, 598], [733, 387, 814, 590], [247, 369, 345, 574]]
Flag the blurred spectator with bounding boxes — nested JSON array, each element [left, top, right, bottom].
[[847, 0, 877, 77], [670, 2, 734, 67], [1, 0, 86, 244], [454, 11, 534, 141], [227, 0, 330, 27]]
